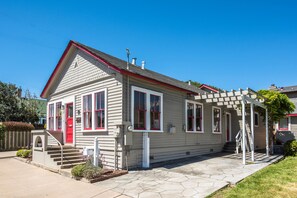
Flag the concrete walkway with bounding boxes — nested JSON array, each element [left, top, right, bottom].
[[0, 151, 16, 159], [0, 158, 129, 198]]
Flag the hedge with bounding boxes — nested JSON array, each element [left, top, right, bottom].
[[0, 122, 34, 131]]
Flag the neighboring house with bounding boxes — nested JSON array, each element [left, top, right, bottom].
[[199, 84, 219, 93], [38, 40, 268, 169], [33, 99, 47, 125], [270, 84, 297, 142]]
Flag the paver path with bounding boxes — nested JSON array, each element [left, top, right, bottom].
[[96, 153, 283, 198]]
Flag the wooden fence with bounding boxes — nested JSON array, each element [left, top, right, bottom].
[[0, 131, 32, 151]]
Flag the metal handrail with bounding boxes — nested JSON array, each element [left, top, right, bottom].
[[45, 130, 63, 169]]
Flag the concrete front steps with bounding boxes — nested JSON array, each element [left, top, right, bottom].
[[222, 142, 237, 153], [47, 146, 86, 169]]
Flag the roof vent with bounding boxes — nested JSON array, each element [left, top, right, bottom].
[[132, 58, 137, 65], [141, 61, 145, 70]]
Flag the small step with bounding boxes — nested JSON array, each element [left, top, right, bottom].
[[57, 158, 85, 165], [47, 146, 74, 150], [47, 149, 80, 154], [60, 162, 86, 169], [53, 155, 85, 161], [50, 152, 83, 158]]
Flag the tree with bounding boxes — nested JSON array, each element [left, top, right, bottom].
[[0, 81, 39, 124], [257, 89, 295, 142]]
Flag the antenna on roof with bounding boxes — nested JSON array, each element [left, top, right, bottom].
[[126, 48, 130, 70]]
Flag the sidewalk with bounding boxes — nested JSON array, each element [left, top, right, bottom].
[[0, 158, 130, 198], [0, 151, 16, 159]]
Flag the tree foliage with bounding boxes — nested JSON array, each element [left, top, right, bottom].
[[0, 81, 39, 124], [258, 89, 295, 122], [257, 89, 295, 141]]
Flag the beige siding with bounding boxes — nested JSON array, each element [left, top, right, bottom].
[[47, 49, 123, 169], [123, 77, 227, 168]]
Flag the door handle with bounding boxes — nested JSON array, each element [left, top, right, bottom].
[[69, 125, 72, 127]]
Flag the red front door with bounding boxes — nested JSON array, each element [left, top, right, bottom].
[[66, 103, 73, 143]]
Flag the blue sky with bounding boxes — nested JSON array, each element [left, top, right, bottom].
[[0, 0, 296, 97]]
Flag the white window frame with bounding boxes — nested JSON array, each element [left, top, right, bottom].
[[81, 88, 107, 132], [277, 117, 291, 131], [212, 106, 222, 134], [254, 112, 259, 127], [185, 100, 204, 133], [131, 86, 163, 132], [47, 100, 63, 131]]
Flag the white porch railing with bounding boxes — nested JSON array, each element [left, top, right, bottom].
[[236, 129, 253, 154]]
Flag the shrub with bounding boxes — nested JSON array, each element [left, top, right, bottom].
[[284, 140, 297, 156], [83, 165, 102, 179], [2, 122, 34, 131], [71, 164, 86, 177], [16, 149, 32, 158], [71, 161, 102, 179], [0, 124, 5, 141]]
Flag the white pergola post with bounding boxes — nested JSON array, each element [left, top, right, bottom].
[[241, 95, 246, 165], [250, 104, 255, 162], [266, 109, 269, 156]]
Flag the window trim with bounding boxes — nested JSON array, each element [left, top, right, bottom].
[[185, 100, 204, 133], [81, 88, 107, 132], [212, 106, 222, 134], [56, 102, 62, 131], [47, 101, 63, 131], [48, 103, 55, 131], [278, 117, 291, 131], [254, 112, 259, 127], [131, 86, 163, 132]]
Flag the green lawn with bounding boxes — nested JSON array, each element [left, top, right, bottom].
[[209, 157, 297, 198]]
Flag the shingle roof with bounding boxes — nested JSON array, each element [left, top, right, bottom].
[[75, 41, 204, 94], [278, 85, 297, 93]]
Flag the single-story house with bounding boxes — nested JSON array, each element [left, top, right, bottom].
[[35, 40, 269, 170]]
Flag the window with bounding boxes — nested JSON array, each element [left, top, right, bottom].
[[254, 112, 259, 127], [95, 92, 105, 129], [83, 94, 92, 130], [279, 117, 289, 131], [131, 86, 163, 132], [212, 107, 221, 133], [56, 102, 62, 130], [186, 100, 203, 132], [48, 104, 54, 130], [82, 89, 107, 131], [150, 95, 161, 130]]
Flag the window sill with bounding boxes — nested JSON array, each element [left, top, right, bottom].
[[81, 129, 108, 132], [212, 132, 222, 134], [186, 131, 204, 134], [132, 130, 164, 133]]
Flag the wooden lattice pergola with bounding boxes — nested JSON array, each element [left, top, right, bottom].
[[195, 88, 269, 164]]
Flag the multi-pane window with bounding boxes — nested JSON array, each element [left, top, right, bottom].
[[186, 101, 203, 132], [212, 107, 221, 133], [279, 117, 289, 130], [150, 95, 161, 130], [132, 86, 163, 132], [83, 94, 92, 130], [56, 102, 62, 130], [48, 104, 54, 130], [134, 91, 146, 130], [82, 89, 107, 131], [95, 92, 105, 129]]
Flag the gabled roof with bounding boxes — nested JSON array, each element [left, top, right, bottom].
[[199, 84, 219, 93], [41, 40, 204, 98], [278, 85, 297, 93]]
